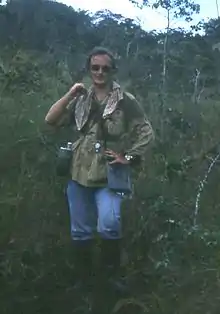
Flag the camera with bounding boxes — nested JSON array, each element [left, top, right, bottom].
[[94, 141, 101, 153]]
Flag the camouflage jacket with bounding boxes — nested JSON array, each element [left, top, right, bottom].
[[57, 82, 154, 187]]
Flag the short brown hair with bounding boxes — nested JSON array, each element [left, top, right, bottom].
[[85, 46, 117, 71]]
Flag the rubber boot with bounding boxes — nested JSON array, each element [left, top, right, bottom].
[[98, 239, 128, 295], [72, 239, 94, 292]]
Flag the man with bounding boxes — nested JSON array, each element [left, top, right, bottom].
[[44, 47, 154, 292]]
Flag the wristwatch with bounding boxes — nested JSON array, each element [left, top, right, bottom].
[[124, 154, 134, 162]]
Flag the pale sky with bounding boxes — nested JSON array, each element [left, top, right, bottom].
[[57, 0, 219, 31]]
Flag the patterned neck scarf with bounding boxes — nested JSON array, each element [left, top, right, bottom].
[[74, 81, 124, 131]]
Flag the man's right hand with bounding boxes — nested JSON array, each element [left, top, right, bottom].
[[45, 83, 87, 125], [69, 83, 87, 97]]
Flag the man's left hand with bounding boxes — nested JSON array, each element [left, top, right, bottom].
[[105, 149, 129, 165]]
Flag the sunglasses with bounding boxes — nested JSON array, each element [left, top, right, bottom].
[[90, 64, 112, 73]]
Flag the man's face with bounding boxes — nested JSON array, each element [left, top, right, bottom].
[[89, 54, 114, 87]]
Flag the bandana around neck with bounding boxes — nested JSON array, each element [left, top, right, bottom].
[[74, 81, 124, 131]]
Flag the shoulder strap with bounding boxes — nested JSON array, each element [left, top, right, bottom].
[[95, 104, 107, 149]]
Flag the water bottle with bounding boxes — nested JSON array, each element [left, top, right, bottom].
[[56, 142, 73, 176]]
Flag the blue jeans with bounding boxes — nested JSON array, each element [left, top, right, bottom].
[[66, 180, 123, 240]]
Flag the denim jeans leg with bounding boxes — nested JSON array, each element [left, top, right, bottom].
[[66, 180, 97, 241], [95, 187, 123, 239]]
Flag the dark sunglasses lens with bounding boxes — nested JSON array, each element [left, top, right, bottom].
[[103, 66, 111, 73], [91, 65, 99, 71], [91, 65, 111, 73]]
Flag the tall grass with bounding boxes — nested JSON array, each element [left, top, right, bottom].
[[1, 51, 220, 313]]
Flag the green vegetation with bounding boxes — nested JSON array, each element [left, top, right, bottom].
[[1, 0, 220, 313]]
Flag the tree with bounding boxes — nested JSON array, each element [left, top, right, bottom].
[[132, 0, 199, 92], [1, 2, 220, 313], [129, 0, 200, 139]]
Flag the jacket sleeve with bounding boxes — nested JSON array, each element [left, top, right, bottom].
[[55, 97, 77, 127], [124, 94, 155, 163]]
